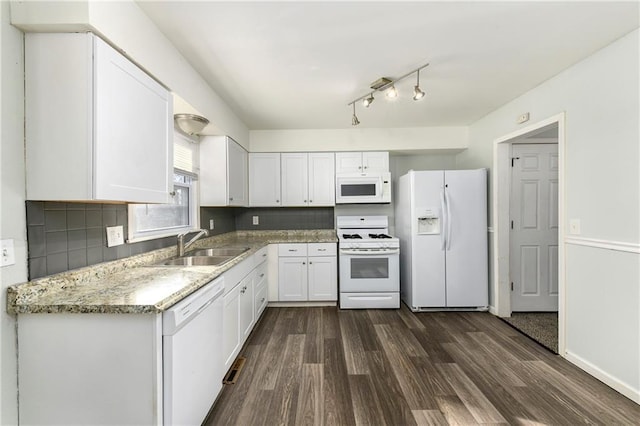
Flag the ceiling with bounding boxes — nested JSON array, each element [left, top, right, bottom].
[[137, 1, 639, 131]]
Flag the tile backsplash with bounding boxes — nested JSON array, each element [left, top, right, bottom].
[[26, 202, 333, 280]]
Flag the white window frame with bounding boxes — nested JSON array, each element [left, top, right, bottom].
[[127, 129, 201, 243], [127, 170, 200, 243]]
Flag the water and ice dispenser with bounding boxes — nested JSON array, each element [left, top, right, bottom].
[[417, 208, 440, 234]]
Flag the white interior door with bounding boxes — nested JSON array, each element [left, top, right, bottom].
[[510, 143, 559, 311]]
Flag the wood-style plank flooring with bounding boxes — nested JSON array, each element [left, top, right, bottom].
[[205, 306, 640, 425]]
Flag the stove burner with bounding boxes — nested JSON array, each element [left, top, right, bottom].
[[342, 234, 362, 239], [369, 233, 392, 239]]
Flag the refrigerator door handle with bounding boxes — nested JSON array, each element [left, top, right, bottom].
[[444, 187, 452, 251], [440, 191, 447, 250]]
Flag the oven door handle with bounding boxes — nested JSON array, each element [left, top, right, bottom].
[[339, 249, 399, 255]]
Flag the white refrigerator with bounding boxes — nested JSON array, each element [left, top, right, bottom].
[[395, 169, 488, 311]]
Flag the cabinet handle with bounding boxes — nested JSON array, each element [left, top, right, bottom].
[[303, 200, 307, 203], [364, 166, 368, 169], [229, 197, 234, 201], [169, 191, 176, 196], [358, 166, 362, 169], [309, 261, 312, 264], [261, 298, 265, 303], [260, 273, 265, 277], [288, 249, 297, 252], [309, 200, 312, 203], [262, 253, 267, 257], [302, 262, 306, 265], [276, 199, 280, 203], [318, 248, 326, 251]]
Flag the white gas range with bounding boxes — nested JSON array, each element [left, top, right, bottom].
[[337, 216, 400, 309]]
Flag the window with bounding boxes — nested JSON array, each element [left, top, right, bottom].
[[127, 130, 200, 242]]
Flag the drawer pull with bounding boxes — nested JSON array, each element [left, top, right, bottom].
[[318, 248, 326, 251], [288, 249, 297, 252]]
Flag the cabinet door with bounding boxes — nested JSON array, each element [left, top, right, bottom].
[[223, 284, 241, 372], [362, 152, 389, 173], [249, 153, 281, 206], [239, 273, 255, 341], [335, 152, 363, 173], [308, 256, 337, 301], [227, 139, 248, 206], [281, 153, 309, 206], [278, 257, 308, 301], [308, 153, 335, 206], [93, 36, 172, 203]]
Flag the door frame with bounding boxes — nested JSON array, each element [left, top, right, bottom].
[[492, 112, 566, 355]]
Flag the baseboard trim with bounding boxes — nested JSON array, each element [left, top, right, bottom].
[[565, 351, 640, 404], [488, 305, 499, 316], [565, 237, 640, 254], [267, 301, 337, 308]]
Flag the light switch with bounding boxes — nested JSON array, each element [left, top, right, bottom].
[[106, 226, 125, 247], [569, 219, 581, 235], [1, 239, 16, 267]]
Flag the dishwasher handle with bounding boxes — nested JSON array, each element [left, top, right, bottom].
[[163, 277, 224, 335]]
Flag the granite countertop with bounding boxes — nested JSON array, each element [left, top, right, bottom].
[[7, 230, 337, 315]]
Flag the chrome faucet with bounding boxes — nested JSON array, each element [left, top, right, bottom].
[[177, 229, 209, 257]]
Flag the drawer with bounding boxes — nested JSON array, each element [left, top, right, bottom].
[[255, 284, 268, 318], [254, 261, 268, 283], [254, 246, 268, 265], [278, 243, 307, 257], [308, 243, 336, 256]]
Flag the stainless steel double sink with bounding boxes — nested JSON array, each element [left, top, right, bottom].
[[154, 247, 250, 267]]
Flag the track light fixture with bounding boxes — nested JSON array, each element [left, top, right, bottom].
[[347, 62, 429, 124], [351, 102, 360, 126]]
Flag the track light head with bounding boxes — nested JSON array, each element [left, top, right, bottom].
[[351, 103, 360, 126], [363, 94, 375, 108], [386, 85, 398, 98], [413, 85, 425, 100]]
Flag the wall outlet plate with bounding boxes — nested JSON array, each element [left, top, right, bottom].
[[1, 239, 16, 267], [569, 218, 581, 235], [106, 225, 125, 247], [252, 216, 259, 225], [209, 219, 215, 230]]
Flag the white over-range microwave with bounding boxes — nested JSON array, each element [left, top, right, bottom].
[[335, 172, 391, 204]]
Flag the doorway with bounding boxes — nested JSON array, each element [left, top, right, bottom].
[[492, 113, 566, 356]]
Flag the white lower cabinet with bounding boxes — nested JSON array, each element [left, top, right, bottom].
[[222, 247, 268, 373], [222, 283, 242, 371], [278, 243, 337, 302]]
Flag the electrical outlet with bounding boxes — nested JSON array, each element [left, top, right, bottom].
[[1, 239, 15, 267], [209, 219, 215, 230], [106, 225, 125, 247], [252, 216, 259, 226], [517, 112, 530, 124]]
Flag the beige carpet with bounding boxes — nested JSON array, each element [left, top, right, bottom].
[[502, 312, 558, 354]]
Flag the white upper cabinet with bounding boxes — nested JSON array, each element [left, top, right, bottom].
[[308, 153, 336, 206], [281, 153, 335, 207], [25, 33, 173, 203], [249, 153, 281, 206], [281, 153, 309, 206], [200, 136, 248, 206], [335, 152, 389, 173]]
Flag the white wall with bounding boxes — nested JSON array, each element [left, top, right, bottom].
[[0, 2, 26, 424], [457, 29, 640, 401], [249, 127, 467, 153], [10, 0, 250, 147]]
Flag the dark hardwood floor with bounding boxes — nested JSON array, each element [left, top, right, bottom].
[[205, 306, 640, 425]]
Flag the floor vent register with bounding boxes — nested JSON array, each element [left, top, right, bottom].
[[223, 357, 246, 384]]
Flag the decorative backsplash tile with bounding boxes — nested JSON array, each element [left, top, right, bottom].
[[25, 202, 334, 280]]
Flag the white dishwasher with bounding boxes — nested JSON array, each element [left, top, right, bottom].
[[163, 276, 224, 426]]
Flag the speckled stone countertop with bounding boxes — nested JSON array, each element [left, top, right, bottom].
[[7, 230, 337, 315]]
